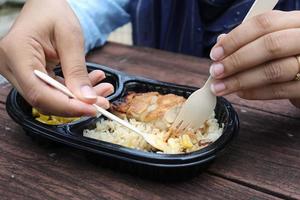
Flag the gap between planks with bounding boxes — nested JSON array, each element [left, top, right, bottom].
[[207, 171, 296, 200]]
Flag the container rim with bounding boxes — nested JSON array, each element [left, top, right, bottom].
[[5, 62, 239, 167]]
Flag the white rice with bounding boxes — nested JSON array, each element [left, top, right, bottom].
[[83, 113, 223, 154]]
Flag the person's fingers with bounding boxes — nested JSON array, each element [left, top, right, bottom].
[[19, 65, 97, 116], [27, 66, 97, 116], [2, 36, 46, 97], [95, 97, 110, 110], [210, 28, 300, 79], [89, 71, 113, 109], [1, 69, 23, 96], [35, 86, 97, 116], [210, 11, 300, 61], [210, 34, 227, 60], [93, 83, 114, 97], [54, 19, 97, 104], [237, 81, 300, 100], [216, 33, 227, 43], [88, 70, 106, 86], [3, 38, 96, 116], [31, 70, 109, 114], [31, 68, 98, 116], [211, 57, 299, 96], [48, 70, 110, 90]]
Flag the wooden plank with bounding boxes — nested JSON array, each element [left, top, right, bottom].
[[209, 104, 300, 199], [2, 103, 298, 199], [0, 105, 279, 200], [1, 99, 299, 199], [87, 43, 300, 119]]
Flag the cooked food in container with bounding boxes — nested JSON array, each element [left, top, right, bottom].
[[32, 108, 79, 125], [6, 63, 239, 179], [84, 92, 223, 154]]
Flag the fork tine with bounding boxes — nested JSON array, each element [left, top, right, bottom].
[[172, 118, 180, 128], [172, 117, 182, 129], [178, 121, 190, 133]]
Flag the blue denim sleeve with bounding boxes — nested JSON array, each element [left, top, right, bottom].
[[67, 0, 131, 53]]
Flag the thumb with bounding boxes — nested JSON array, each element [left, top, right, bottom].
[[54, 21, 97, 104]]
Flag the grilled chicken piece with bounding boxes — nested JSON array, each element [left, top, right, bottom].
[[111, 92, 186, 130]]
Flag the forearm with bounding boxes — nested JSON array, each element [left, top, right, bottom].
[[67, 0, 131, 53]]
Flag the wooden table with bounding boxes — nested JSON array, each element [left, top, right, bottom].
[[0, 42, 299, 200]]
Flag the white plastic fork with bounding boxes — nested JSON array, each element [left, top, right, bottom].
[[172, 0, 279, 132], [33, 70, 165, 151]]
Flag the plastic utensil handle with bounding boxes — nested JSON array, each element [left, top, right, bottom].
[[243, 0, 279, 22], [34, 70, 75, 98], [33, 70, 146, 137]]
